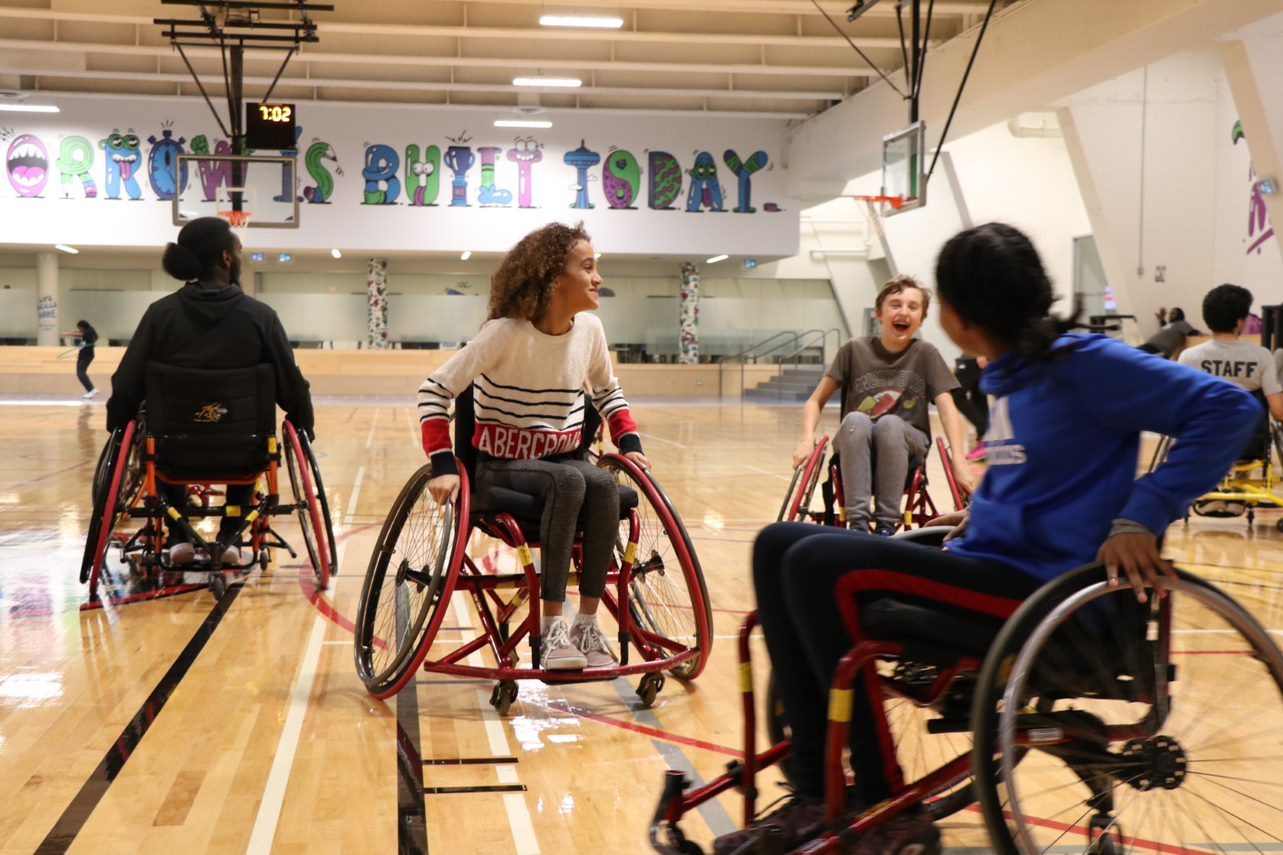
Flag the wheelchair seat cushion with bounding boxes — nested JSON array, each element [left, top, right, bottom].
[[861, 599, 1001, 661], [470, 482, 640, 526]]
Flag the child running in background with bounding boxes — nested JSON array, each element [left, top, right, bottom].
[[417, 222, 650, 671]]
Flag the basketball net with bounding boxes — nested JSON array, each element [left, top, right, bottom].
[[852, 195, 902, 241], [217, 210, 254, 229]]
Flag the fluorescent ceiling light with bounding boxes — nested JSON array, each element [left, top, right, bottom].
[[55, 244, 79, 254], [330, 248, 342, 259], [539, 14, 624, 28], [513, 77, 582, 88], [460, 251, 472, 261], [0, 104, 60, 113], [706, 254, 729, 264], [494, 119, 553, 129]]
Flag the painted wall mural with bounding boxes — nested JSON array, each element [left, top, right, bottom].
[[1233, 120, 1275, 255], [0, 99, 797, 256]]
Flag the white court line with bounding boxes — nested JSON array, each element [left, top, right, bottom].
[[475, 689, 541, 855], [637, 431, 689, 449], [245, 466, 363, 853], [364, 408, 381, 449], [746, 465, 791, 482]]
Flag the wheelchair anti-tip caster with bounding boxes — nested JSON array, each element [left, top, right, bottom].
[[490, 680, 519, 716], [258, 549, 270, 571], [637, 672, 666, 707], [209, 571, 227, 599]]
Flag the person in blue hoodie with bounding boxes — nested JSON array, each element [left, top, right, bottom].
[[711, 222, 1261, 855], [106, 216, 314, 566]]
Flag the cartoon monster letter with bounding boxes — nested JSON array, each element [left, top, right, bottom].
[[303, 141, 338, 204], [363, 144, 401, 205], [648, 151, 681, 210], [603, 149, 640, 209], [147, 129, 188, 201], [56, 135, 97, 198], [404, 144, 440, 207], [506, 138, 543, 208], [443, 145, 475, 207], [189, 135, 234, 201], [564, 140, 600, 209], [685, 152, 724, 213], [723, 149, 768, 213], [477, 146, 512, 206], [7, 134, 50, 198], [99, 132, 143, 200]]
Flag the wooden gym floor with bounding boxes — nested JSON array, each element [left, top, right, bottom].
[[2, 395, 1283, 854]]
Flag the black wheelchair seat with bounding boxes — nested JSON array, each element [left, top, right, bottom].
[[471, 481, 640, 522], [144, 362, 276, 482], [863, 599, 1000, 662]]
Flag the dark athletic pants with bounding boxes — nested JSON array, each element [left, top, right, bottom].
[[753, 522, 1041, 803], [76, 348, 95, 393], [162, 482, 256, 543]]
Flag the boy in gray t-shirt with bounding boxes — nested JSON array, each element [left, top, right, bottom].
[[795, 276, 971, 534], [1178, 284, 1283, 425]]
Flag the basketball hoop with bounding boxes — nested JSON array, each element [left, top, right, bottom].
[[853, 194, 907, 210], [217, 210, 254, 228]]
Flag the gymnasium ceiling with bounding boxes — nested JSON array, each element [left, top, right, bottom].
[[0, 0, 1021, 122]]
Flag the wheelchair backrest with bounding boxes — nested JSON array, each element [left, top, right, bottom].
[[144, 362, 276, 481], [453, 383, 602, 481]]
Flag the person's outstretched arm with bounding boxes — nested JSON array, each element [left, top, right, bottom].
[[795, 376, 839, 468]]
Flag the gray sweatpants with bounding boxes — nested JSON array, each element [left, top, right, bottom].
[[474, 456, 619, 602], [831, 412, 929, 530]]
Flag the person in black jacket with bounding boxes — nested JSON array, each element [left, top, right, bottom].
[[63, 319, 99, 399], [106, 216, 315, 565]]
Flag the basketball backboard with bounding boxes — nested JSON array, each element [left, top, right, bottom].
[[171, 153, 299, 228], [881, 121, 926, 217]]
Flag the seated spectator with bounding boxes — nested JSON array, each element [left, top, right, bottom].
[[1140, 306, 1199, 358]]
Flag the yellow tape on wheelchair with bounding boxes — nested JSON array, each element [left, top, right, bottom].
[[739, 662, 753, 694], [624, 542, 638, 565], [828, 688, 854, 723], [517, 545, 534, 567], [167, 506, 183, 521], [225, 505, 241, 518], [269, 436, 278, 454]]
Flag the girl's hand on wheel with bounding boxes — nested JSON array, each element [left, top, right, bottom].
[[792, 439, 815, 470], [428, 474, 460, 505], [625, 451, 651, 471], [929, 510, 970, 542], [1098, 532, 1176, 604]]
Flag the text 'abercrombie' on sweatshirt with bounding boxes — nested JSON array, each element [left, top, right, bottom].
[[417, 314, 641, 476]]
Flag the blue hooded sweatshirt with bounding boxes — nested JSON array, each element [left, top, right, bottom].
[[947, 333, 1261, 583]]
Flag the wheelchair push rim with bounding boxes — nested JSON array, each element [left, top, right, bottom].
[[598, 453, 713, 681], [283, 421, 332, 590], [83, 420, 142, 596], [778, 436, 828, 523], [354, 464, 468, 698], [298, 428, 338, 580], [976, 565, 1283, 855]]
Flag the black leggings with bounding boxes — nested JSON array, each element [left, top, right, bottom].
[[752, 522, 1041, 802], [76, 348, 95, 392]]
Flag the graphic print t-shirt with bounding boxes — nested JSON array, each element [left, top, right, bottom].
[[825, 337, 958, 437]]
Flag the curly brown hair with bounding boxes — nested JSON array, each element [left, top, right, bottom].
[[488, 222, 591, 320]]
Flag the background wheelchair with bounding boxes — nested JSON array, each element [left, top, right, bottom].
[[80, 363, 336, 605], [778, 434, 968, 528], [651, 549, 1283, 854], [353, 385, 713, 714]]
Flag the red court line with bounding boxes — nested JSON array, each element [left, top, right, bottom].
[[969, 805, 1231, 855], [528, 697, 743, 758]]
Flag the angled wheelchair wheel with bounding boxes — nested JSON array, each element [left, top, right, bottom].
[[82, 420, 143, 597], [777, 437, 828, 523], [972, 563, 1283, 854], [283, 422, 333, 590], [598, 454, 712, 680], [298, 429, 338, 580], [354, 464, 467, 699]]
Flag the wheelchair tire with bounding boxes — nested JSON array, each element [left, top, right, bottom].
[[777, 438, 827, 523], [283, 422, 332, 590], [972, 563, 1283, 855], [82, 420, 142, 596], [297, 429, 339, 580], [598, 454, 712, 681], [354, 464, 468, 699]]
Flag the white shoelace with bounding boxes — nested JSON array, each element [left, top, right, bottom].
[[545, 619, 574, 652], [575, 622, 615, 657]]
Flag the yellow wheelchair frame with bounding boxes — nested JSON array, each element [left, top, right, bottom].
[[1150, 420, 1283, 532]]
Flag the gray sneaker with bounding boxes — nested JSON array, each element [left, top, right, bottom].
[[570, 619, 618, 668], [167, 542, 196, 566], [541, 618, 588, 670], [219, 545, 244, 567]]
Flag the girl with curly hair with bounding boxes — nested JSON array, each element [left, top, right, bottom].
[[416, 222, 650, 671]]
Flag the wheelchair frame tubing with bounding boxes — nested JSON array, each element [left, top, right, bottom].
[[87, 420, 139, 597]]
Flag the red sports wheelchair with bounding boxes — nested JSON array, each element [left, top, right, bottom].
[[80, 363, 335, 605], [354, 384, 712, 714], [778, 435, 968, 528], [651, 532, 1283, 854]]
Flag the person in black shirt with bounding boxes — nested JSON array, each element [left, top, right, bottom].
[[107, 216, 315, 565], [63, 319, 99, 399]]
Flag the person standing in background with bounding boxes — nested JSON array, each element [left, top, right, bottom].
[[63, 319, 99, 399]]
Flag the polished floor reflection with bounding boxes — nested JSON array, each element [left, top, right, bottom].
[[2, 396, 1282, 854]]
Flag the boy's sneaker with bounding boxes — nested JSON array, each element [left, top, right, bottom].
[[541, 618, 588, 670], [847, 810, 941, 855], [167, 542, 196, 566], [219, 545, 244, 567], [875, 524, 897, 537], [569, 618, 618, 668], [712, 795, 827, 855], [82, 389, 98, 400]]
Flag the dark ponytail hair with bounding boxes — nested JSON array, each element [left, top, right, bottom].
[[162, 216, 235, 282], [935, 222, 1081, 363]]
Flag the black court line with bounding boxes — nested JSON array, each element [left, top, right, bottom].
[[35, 584, 244, 854], [424, 785, 527, 795], [395, 590, 430, 855], [423, 756, 518, 766]]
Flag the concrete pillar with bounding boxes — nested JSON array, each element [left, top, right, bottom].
[[366, 257, 389, 350], [678, 262, 699, 365], [36, 252, 59, 346]]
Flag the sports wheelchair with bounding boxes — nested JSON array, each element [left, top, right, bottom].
[[353, 384, 712, 714], [652, 536, 1283, 854], [778, 435, 968, 528], [80, 363, 336, 605]]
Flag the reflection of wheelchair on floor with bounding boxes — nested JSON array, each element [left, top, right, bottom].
[[354, 384, 712, 714], [778, 435, 968, 528], [1150, 414, 1283, 531], [653, 543, 1283, 854], [80, 363, 335, 605]]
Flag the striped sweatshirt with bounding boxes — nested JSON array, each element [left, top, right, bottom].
[[417, 313, 641, 476]]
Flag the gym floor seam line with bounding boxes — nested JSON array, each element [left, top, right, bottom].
[[33, 582, 245, 855]]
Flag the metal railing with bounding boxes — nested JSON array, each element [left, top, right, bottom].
[[718, 328, 845, 399]]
